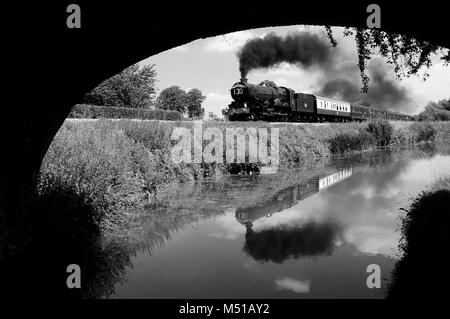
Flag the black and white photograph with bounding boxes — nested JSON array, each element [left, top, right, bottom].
[[1, 1, 449, 310]]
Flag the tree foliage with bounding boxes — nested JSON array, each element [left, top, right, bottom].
[[326, 27, 450, 93], [418, 99, 450, 121], [208, 112, 218, 119], [185, 88, 206, 118], [156, 86, 206, 118], [84, 63, 158, 108], [155, 86, 187, 113]]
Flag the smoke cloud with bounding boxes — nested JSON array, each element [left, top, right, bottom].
[[238, 32, 334, 78], [237, 31, 413, 112], [317, 59, 412, 111]]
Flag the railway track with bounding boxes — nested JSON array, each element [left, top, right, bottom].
[[65, 118, 339, 126]]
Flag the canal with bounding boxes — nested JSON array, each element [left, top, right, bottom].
[[100, 146, 450, 299]]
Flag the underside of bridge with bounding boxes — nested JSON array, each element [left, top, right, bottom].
[[1, 1, 449, 270]]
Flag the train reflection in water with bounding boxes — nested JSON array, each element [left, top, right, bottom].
[[235, 168, 353, 228]]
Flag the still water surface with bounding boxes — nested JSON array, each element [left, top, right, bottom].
[[107, 147, 450, 299]]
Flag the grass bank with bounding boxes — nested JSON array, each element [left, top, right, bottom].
[[37, 119, 450, 236], [387, 176, 450, 299]]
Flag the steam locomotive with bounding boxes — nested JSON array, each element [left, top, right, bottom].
[[222, 78, 414, 122]]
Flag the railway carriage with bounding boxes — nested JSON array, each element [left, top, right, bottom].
[[315, 96, 351, 122], [386, 111, 396, 120], [350, 104, 371, 121], [370, 107, 387, 120]]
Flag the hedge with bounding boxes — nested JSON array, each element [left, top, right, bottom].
[[68, 104, 183, 121]]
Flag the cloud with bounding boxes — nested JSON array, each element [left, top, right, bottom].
[[275, 278, 310, 294], [402, 60, 450, 114], [252, 62, 302, 77], [204, 31, 256, 53], [203, 92, 232, 117]]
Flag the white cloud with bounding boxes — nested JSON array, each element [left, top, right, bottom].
[[275, 278, 310, 294], [204, 31, 256, 53], [402, 60, 450, 113], [203, 92, 232, 117], [252, 62, 302, 78]]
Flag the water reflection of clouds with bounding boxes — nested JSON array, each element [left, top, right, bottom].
[[275, 278, 310, 294], [206, 213, 245, 240], [242, 261, 262, 273], [214, 155, 450, 259], [397, 155, 450, 191]]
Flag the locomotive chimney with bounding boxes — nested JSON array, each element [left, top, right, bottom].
[[241, 77, 248, 83]]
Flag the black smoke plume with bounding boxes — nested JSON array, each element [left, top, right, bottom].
[[238, 32, 334, 78], [237, 31, 413, 112], [317, 59, 412, 111]]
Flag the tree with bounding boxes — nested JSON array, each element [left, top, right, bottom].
[[156, 86, 206, 118], [324, 27, 450, 93], [186, 89, 206, 119], [208, 112, 219, 121], [440, 99, 450, 111], [155, 86, 187, 113], [84, 63, 157, 108], [418, 99, 450, 121]]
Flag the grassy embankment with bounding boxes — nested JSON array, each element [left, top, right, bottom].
[[37, 119, 450, 237], [386, 176, 450, 299]]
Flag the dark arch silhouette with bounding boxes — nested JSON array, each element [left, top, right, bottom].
[[2, 2, 450, 249]]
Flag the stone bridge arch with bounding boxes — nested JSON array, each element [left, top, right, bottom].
[[2, 1, 449, 224]]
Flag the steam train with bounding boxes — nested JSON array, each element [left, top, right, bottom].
[[222, 79, 414, 122]]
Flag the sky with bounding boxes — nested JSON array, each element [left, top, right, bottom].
[[138, 25, 450, 117]]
